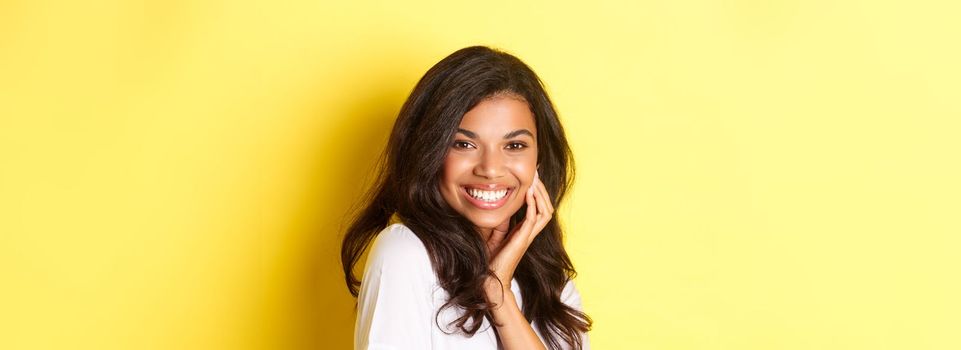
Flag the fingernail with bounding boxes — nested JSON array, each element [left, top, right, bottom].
[[528, 185, 534, 195]]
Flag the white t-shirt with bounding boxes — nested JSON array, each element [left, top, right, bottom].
[[354, 223, 590, 350]]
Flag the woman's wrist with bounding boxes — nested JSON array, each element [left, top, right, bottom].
[[484, 277, 513, 301], [482, 275, 514, 307], [483, 281, 547, 350], [486, 283, 520, 322]]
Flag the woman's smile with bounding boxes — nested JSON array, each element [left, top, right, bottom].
[[460, 185, 515, 209]]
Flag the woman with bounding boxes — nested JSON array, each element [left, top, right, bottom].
[[341, 46, 591, 349]]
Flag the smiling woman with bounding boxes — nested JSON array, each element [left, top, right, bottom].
[[341, 46, 591, 350], [440, 95, 538, 233]]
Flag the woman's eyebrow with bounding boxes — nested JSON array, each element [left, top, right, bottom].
[[456, 128, 478, 139], [457, 128, 534, 139], [503, 129, 534, 139]]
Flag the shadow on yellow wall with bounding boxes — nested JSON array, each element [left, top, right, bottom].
[[276, 69, 413, 348]]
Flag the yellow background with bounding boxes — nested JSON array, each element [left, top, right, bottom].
[[2, 0, 959, 349]]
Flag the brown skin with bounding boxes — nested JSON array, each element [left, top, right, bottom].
[[439, 95, 555, 349]]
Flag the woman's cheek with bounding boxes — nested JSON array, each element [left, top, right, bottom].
[[508, 162, 535, 189], [443, 153, 470, 177]]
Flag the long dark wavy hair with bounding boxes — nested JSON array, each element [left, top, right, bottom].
[[341, 46, 591, 349]]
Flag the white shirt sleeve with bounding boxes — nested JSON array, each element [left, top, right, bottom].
[[354, 225, 436, 350], [560, 279, 591, 350]]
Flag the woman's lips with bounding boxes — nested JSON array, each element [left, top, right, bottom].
[[460, 186, 513, 210]]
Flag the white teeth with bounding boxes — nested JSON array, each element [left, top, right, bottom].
[[466, 188, 508, 202]]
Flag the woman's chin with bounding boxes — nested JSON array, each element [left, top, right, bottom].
[[466, 215, 509, 231]]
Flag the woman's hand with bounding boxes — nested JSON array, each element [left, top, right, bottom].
[[484, 170, 554, 295], [481, 170, 553, 349]]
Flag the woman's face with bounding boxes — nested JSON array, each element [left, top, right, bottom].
[[439, 95, 538, 232]]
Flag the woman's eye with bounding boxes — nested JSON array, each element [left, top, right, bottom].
[[453, 141, 475, 149], [506, 142, 528, 150]]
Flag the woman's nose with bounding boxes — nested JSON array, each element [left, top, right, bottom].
[[473, 149, 505, 179]]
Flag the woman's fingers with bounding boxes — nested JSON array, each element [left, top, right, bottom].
[[523, 182, 536, 225], [535, 173, 554, 215], [531, 175, 553, 234]]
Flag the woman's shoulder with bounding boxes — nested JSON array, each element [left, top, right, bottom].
[[365, 223, 434, 278], [371, 223, 428, 258]]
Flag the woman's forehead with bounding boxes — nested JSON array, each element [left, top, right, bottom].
[[458, 96, 536, 136]]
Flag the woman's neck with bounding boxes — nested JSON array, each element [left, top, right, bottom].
[[476, 226, 494, 242]]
